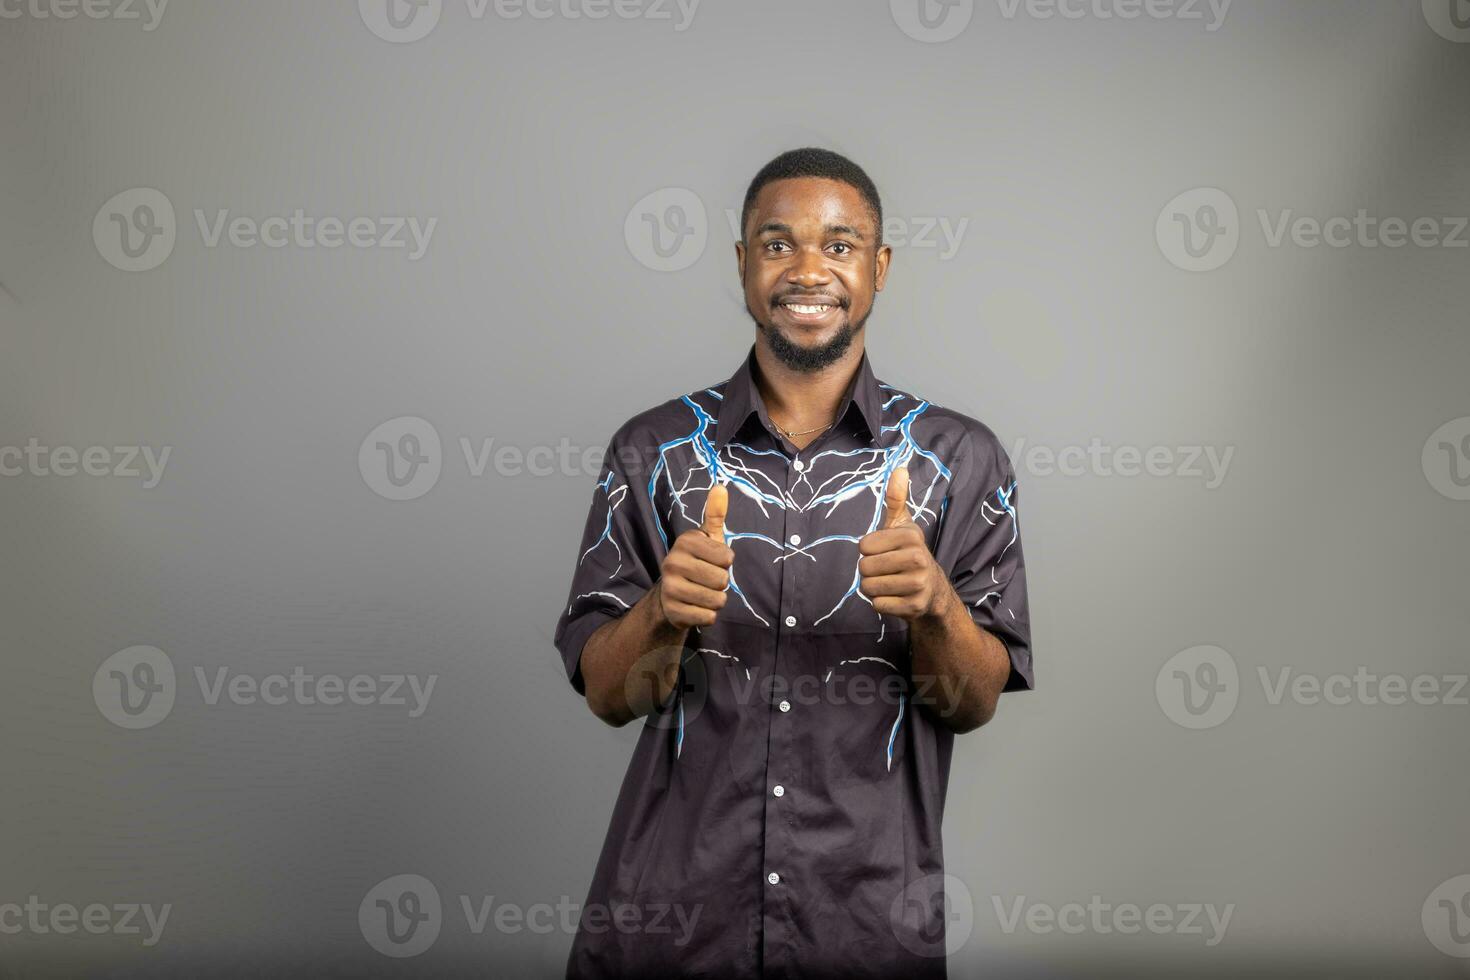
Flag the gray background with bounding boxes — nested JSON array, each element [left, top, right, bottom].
[[2, 0, 1469, 976]]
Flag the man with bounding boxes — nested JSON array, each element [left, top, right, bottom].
[[553, 147, 1033, 979]]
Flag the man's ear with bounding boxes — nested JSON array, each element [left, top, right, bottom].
[[873, 244, 893, 292], [735, 240, 746, 282]]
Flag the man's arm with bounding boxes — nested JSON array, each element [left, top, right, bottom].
[[907, 583, 1012, 733], [581, 485, 733, 727], [580, 584, 688, 727], [858, 466, 1015, 734]]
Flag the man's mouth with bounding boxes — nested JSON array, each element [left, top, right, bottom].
[[775, 297, 843, 325]]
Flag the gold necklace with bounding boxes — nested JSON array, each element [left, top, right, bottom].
[[772, 418, 835, 440]]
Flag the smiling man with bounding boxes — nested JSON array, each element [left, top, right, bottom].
[[554, 147, 1034, 979]]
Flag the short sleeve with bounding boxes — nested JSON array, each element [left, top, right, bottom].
[[552, 430, 663, 695], [932, 427, 1034, 692]]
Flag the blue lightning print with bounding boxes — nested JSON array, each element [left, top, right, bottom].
[[577, 384, 987, 774], [645, 391, 954, 637], [975, 480, 1020, 621]]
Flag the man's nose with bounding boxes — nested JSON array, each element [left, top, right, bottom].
[[786, 249, 831, 286]]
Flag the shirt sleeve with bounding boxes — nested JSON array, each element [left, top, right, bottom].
[[932, 426, 1034, 692], [552, 428, 663, 696]]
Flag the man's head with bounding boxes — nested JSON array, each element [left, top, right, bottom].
[[736, 148, 891, 373]]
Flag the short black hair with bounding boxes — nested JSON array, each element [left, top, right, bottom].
[[740, 147, 884, 246]]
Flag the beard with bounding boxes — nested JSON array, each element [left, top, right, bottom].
[[749, 304, 868, 374]]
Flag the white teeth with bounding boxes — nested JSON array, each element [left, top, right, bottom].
[[784, 303, 831, 315]]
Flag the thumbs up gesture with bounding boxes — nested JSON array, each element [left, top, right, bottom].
[[657, 483, 735, 630], [858, 466, 950, 622]]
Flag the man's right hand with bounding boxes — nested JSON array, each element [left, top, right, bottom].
[[657, 483, 733, 629]]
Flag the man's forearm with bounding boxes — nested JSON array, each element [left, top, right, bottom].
[[909, 584, 1012, 734], [580, 582, 688, 727]]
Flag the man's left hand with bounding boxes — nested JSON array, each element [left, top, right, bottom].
[[857, 465, 956, 623]]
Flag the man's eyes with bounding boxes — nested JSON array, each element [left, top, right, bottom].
[[763, 241, 855, 255]]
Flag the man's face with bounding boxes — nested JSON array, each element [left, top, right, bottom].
[[737, 177, 891, 373]]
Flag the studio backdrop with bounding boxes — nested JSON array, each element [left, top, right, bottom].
[[2, 1, 1468, 976]]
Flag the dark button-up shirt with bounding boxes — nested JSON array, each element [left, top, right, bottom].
[[554, 346, 1033, 979]]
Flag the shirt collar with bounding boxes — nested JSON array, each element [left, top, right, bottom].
[[713, 344, 885, 449]]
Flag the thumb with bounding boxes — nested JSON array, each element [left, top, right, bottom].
[[702, 482, 728, 541], [881, 466, 911, 529]]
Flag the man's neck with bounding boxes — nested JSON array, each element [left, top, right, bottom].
[[751, 336, 865, 438]]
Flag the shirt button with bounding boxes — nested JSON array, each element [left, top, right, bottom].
[[778, 699, 791, 713], [784, 615, 797, 628], [788, 534, 801, 546], [767, 872, 780, 885], [773, 785, 785, 798], [793, 460, 805, 472]]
